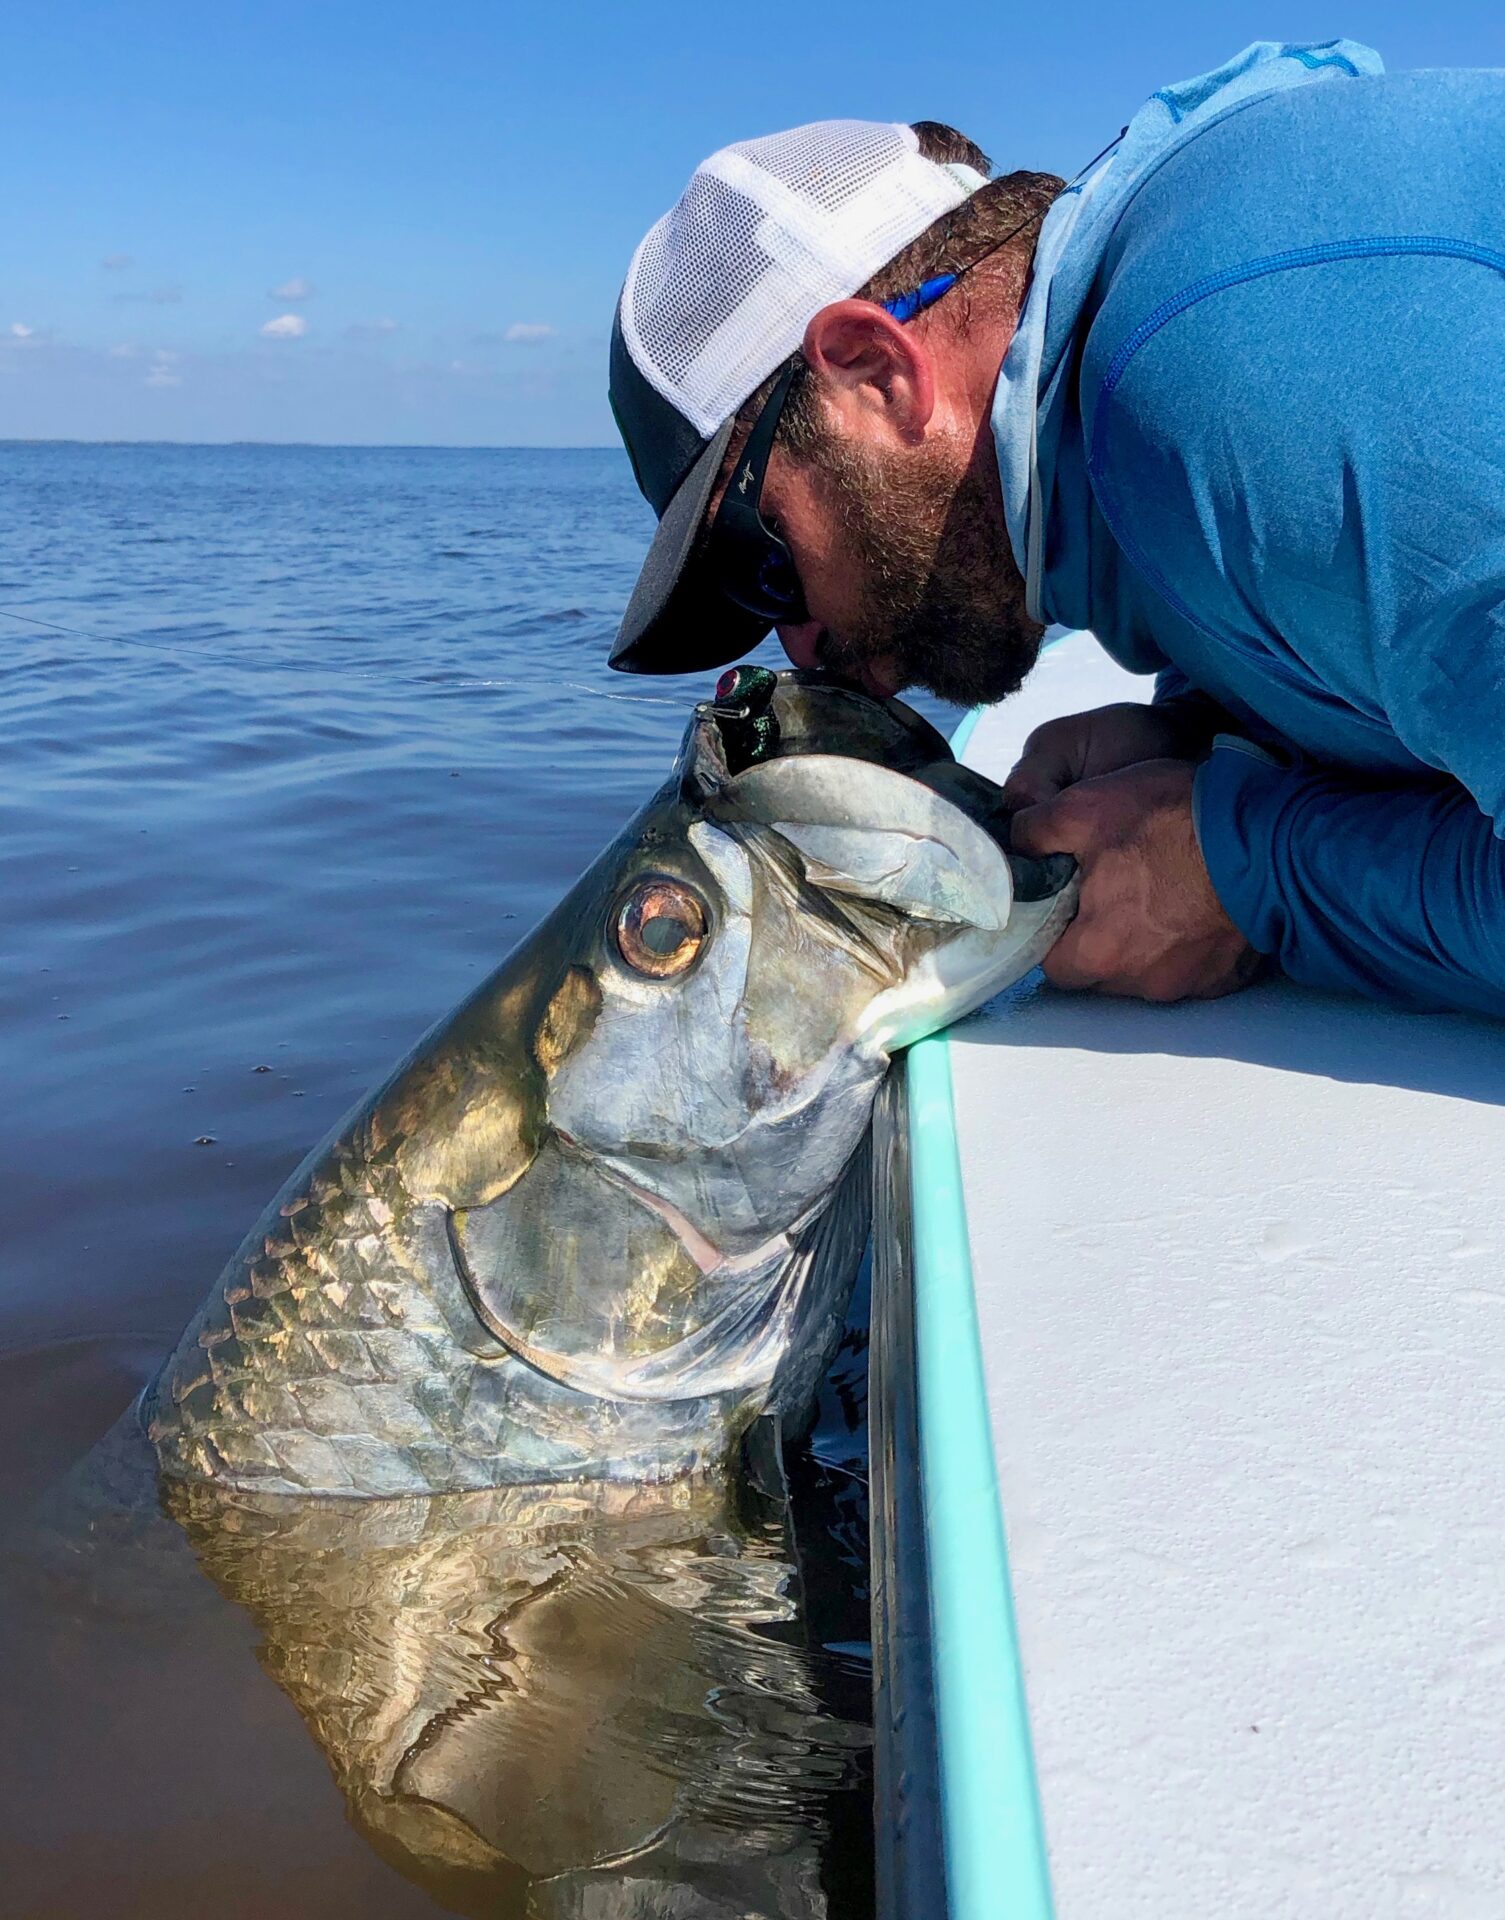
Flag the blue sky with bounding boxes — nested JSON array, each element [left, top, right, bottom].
[[3, 1, 1501, 445]]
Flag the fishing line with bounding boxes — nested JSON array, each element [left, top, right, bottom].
[[0, 603, 226, 659], [561, 681, 683, 706]]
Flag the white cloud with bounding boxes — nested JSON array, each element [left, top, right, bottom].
[[260, 313, 308, 340], [270, 276, 315, 301], [503, 321, 554, 344], [345, 316, 399, 339], [108, 342, 136, 358], [145, 366, 182, 388], [10, 322, 34, 339], [101, 253, 134, 271]]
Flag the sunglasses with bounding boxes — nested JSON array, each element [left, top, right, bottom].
[[704, 255, 1031, 629], [703, 132, 1128, 632], [705, 358, 809, 626]]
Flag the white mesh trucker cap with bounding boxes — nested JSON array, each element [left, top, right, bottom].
[[609, 120, 984, 673]]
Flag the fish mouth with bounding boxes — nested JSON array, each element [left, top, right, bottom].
[[554, 1130, 819, 1282], [443, 1130, 824, 1406]]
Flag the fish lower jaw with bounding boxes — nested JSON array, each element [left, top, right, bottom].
[[860, 872, 1081, 1050], [554, 1134, 799, 1282]]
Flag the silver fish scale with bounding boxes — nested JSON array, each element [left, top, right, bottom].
[[155, 1146, 484, 1492], [148, 1130, 766, 1496]]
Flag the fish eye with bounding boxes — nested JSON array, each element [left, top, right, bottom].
[[614, 877, 708, 979]]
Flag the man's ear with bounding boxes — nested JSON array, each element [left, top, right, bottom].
[[803, 300, 935, 442], [724, 753, 1013, 932]]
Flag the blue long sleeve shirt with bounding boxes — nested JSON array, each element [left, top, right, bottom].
[[991, 41, 1505, 1016]]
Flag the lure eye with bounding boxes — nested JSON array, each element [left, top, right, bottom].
[[615, 878, 708, 979]]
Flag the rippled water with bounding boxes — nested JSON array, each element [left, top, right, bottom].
[[0, 442, 938, 1918]]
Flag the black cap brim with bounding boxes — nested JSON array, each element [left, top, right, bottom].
[[609, 418, 771, 675]]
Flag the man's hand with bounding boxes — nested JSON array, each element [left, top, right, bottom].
[[1011, 760, 1263, 1002], [1001, 701, 1218, 809]]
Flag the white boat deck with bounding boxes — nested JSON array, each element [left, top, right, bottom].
[[949, 632, 1505, 1919]]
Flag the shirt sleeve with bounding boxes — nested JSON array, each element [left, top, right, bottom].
[[1080, 84, 1505, 725], [1152, 665, 1237, 745], [1196, 740, 1505, 1017], [1085, 214, 1505, 1015]]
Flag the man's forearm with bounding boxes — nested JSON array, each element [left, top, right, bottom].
[[1195, 743, 1505, 1018]]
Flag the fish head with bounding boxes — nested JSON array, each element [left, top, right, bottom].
[[150, 670, 1073, 1492], [414, 671, 1073, 1413], [546, 672, 1055, 1226]]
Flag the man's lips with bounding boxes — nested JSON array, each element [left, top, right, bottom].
[[814, 635, 902, 700], [849, 655, 902, 701]]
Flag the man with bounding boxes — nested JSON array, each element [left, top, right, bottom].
[[607, 41, 1505, 1018]]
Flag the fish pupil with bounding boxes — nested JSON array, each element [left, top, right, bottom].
[[641, 914, 688, 955]]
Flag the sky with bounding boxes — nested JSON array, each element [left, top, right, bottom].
[[3, 0, 1502, 446]]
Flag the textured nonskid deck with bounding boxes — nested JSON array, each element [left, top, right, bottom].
[[940, 633, 1505, 1917]]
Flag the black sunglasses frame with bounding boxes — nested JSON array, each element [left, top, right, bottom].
[[703, 358, 808, 627]]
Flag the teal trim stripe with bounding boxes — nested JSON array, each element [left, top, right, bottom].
[[904, 703, 1054, 1920], [948, 704, 985, 758]]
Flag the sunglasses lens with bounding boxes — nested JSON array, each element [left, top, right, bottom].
[[756, 545, 802, 613], [718, 530, 805, 625]]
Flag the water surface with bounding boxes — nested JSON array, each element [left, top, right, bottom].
[[0, 442, 938, 1917]]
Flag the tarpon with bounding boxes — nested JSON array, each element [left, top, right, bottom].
[[146, 668, 1075, 1496], [6, 1402, 872, 1918], [161, 1464, 870, 1916]]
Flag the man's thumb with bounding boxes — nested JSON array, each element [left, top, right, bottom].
[[1000, 750, 1069, 811], [1009, 793, 1080, 859]]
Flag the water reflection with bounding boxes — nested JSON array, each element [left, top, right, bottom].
[[168, 1461, 869, 1917], [4, 1395, 871, 1920]]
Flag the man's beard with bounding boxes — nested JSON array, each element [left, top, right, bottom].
[[806, 424, 1043, 707]]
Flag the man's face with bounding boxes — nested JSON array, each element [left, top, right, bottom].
[[746, 391, 1045, 707]]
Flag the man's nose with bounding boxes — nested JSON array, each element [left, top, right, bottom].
[[774, 620, 826, 670]]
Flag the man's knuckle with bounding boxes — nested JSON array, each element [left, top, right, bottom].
[[1009, 803, 1053, 850], [1051, 787, 1096, 840], [1022, 718, 1065, 754], [1002, 766, 1047, 806], [1041, 949, 1088, 991]]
